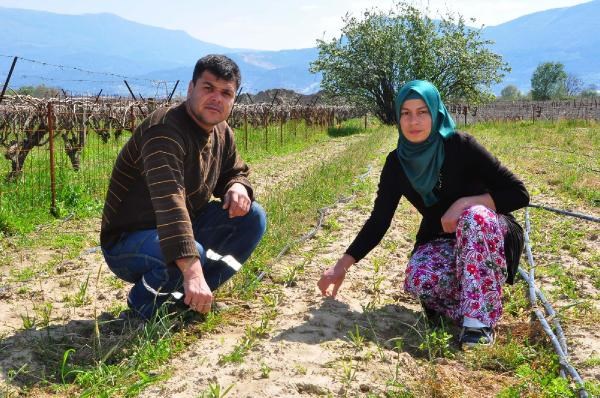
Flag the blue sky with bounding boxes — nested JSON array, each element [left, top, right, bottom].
[[0, 0, 592, 50]]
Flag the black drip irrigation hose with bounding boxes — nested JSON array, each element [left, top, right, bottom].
[[520, 207, 589, 398], [255, 194, 355, 283], [529, 203, 600, 223], [256, 165, 372, 282], [71, 178, 597, 397], [252, 175, 594, 395], [24, 164, 595, 395]]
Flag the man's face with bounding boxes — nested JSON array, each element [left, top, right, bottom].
[[186, 70, 236, 132]]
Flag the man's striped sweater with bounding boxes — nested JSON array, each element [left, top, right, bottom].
[[100, 102, 253, 264]]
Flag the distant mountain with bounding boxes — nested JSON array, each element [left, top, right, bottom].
[[0, 2, 599, 96], [482, 0, 600, 92], [135, 49, 322, 96], [0, 7, 224, 96], [0, 6, 321, 95], [0, 7, 230, 72]]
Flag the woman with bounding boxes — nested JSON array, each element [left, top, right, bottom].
[[317, 80, 529, 347]]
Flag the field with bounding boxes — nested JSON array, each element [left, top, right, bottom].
[[0, 118, 598, 398]]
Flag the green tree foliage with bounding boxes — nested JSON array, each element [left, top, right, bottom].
[[500, 85, 522, 100], [580, 84, 598, 98], [530, 62, 567, 100], [15, 84, 61, 98], [310, 2, 510, 124]]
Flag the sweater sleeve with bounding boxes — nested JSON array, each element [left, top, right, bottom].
[[466, 134, 530, 213], [346, 152, 403, 262], [140, 127, 199, 264], [214, 125, 254, 200]]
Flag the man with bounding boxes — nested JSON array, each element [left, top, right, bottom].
[[100, 54, 266, 319]]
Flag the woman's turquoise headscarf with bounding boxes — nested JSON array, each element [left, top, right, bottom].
[[395, 80, 456, 207]]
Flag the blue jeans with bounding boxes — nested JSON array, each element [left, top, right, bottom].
[[102, 201, 267, 319]]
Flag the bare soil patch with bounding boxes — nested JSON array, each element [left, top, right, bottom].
[[1, 131, 598, 397]]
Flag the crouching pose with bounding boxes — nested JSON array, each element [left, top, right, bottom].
[[318, 80, 528, 347], [101, 55, 266, 319]]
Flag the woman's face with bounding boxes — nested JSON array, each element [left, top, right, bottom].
[[399, 98, 432, 143]]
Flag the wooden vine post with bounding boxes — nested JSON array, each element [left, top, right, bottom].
[[264, 114, 269, 151], [47, 102, 57, 216], [279, 116, 284, 146], [244, 108, 248, 152]]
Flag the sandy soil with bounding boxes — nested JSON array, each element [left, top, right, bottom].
[[138, 176, 516, 397], [0, 131, 598, 397]]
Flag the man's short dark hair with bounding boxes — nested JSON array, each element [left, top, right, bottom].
[[192, 54, 241, 89]]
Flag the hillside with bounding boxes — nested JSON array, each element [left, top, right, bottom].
[[483, 0, 600, 91], [1, 2, 599, 95]]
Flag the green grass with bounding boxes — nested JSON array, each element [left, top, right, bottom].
[[2, 120, 392, 397], [468, 119, 599, 207], [464, 335, 542, 373], [236, 118, 364, 163], [463, 120, 600, 397], [59, 311, 176, 397], [468, 119, 599, 308], [0, 129, 126, 235], [0, 117, 370, 298], [503, 282, 530, 317], [198, 381, 234, 398], [0, 118, 363, 235], [3, 118, 599, 397], [225, 122, 396, 299]]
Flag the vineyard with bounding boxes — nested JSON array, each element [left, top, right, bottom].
[[0, 91, 598, 397], [0, 94, 361, 232], [448, 99, 600, 125], [2, 93, 600, 231]]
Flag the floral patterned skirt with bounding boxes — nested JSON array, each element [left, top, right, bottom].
[[404, 205, 508, 327]]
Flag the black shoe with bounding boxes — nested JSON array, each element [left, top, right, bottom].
[[459, 327, 495, 348], [166, 298, 190, 314]]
